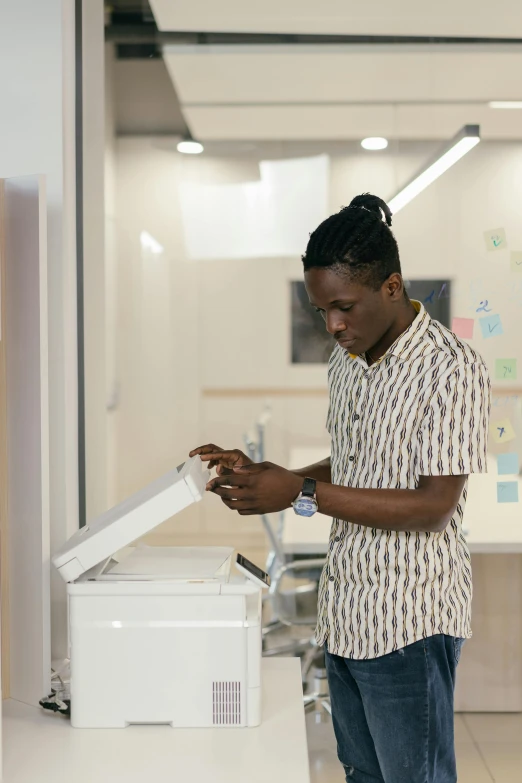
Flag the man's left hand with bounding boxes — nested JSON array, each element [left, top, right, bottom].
[[206, 462, 304, 515]]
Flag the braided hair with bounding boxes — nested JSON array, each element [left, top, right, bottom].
[[302, 193, 402, 291]]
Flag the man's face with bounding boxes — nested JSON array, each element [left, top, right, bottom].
[[304, 267, 402, 356]]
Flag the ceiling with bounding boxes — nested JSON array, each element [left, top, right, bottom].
[[162, 44, 522, 141], [150, 0, 522, 39], [114, 58, 187, 135], [110, 1, 522, 141]]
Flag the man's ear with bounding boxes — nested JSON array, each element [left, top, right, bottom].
[[385, 273, 404, 302]]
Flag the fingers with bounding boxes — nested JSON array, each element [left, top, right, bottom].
[[215, 464, 233, 475], [190, 446, 255, 473], [200, 450, 246, 471], [189, 444, 223, 458], [206, 473, 252, 492], [232, 463, 265, 474], [199, 451, 233, 463], [208, 460, 232, 472], [212, 485, 249, 501], [221, 498, 256, 515]]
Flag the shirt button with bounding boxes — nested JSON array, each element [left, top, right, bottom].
[[335, 536, 340, 542], [329, 575, 335, 582], [353, 414, 360, 421], [349, 456, 355, 462]]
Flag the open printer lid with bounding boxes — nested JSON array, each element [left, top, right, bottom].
[[53, 456, 210, 583]]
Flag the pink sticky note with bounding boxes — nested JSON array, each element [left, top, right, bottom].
[[452, 317, 474, 339]]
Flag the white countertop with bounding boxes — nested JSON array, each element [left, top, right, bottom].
[[281, 450, 522, 555], [282, 515, 522, 556], [2, 658, 310, 783], [282, 508, 522, 556]]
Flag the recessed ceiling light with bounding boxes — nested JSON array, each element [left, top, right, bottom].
[[177, 138, 204, 155], [489, 101, 522, 109], [361, 137, 389, 151]]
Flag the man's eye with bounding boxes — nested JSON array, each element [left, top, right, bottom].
[[340, 307, 352, 313]]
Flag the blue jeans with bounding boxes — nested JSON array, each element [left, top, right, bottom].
[[325, 634, 465, 783]]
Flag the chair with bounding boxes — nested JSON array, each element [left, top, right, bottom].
[[242, 409, 331, 715], [267, 557, 331, 716]]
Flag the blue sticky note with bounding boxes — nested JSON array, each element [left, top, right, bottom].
[[479, 314, 503, 339], [497, 452, 520, 475], [497, 482, 519, 503]]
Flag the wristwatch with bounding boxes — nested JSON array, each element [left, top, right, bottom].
[[292, 477, 318, 517]]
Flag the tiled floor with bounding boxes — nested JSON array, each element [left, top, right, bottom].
[[262, 604, 522, 782], [306, 711, 522, 782]]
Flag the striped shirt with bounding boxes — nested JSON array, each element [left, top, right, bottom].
[[316, 301, 491, 659]]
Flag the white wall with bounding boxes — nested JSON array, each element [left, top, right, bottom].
[[105, 137, 522, 554], [0, 0, 78, 662], [104, 139, 424, 548]]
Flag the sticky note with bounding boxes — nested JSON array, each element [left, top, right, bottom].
[[497, 482, 519, 503], [511, 252, 522, 273], [484, 228, 507, 251], [492, 417, 516, 444], [452, 317, 474, 339], [495, 358, 517, 381], [497, 452, 520, 475], [479, 314, 503, 339]]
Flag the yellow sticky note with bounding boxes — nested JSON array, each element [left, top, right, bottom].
[[492, 417, 516, 444], [511, 251, 522, 274], [484, 228, 507, 252]]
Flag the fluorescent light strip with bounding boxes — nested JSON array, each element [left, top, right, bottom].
[[489, 101, 522, 109], [388, 127, 480, 214]]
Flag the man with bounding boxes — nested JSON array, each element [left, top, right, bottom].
[[190, 193, 490, 783]]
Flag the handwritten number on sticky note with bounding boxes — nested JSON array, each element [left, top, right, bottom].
[[479, 314, 503, 339]]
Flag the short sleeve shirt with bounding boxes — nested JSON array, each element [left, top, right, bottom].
[[316, 301, 491, 659]]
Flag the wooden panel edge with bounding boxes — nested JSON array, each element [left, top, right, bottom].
[[202, 388, 328, 398]]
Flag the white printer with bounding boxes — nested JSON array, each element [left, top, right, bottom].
[[52, 456, 267, 729]]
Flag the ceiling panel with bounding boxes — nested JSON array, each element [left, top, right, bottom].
[[114, 59, 187, 135], [163, 46, 522, 104], [184, 103, 522, 141], [162, 45, 522, 140], [151, 0, 522, 39]]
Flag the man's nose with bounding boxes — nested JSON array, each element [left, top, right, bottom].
[[325, 313, 346, 336]]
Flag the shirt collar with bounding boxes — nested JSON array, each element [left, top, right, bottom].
[[349, 300, 430, 365]]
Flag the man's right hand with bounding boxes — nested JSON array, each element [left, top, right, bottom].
[[189, 444, 254, 476]]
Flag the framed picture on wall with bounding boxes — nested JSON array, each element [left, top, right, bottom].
[[404, 279, 451, 327], [291, 281, 335, 364]]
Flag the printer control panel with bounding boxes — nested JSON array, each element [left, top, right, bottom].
[[235, 553, 271, 589]]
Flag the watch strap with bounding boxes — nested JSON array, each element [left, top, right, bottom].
[[302, 477, 317, 497]]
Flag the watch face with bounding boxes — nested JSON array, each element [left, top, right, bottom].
[[293, 496, 318, 517]]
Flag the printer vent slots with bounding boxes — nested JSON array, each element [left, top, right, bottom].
[[212, 681, 241, 726]]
